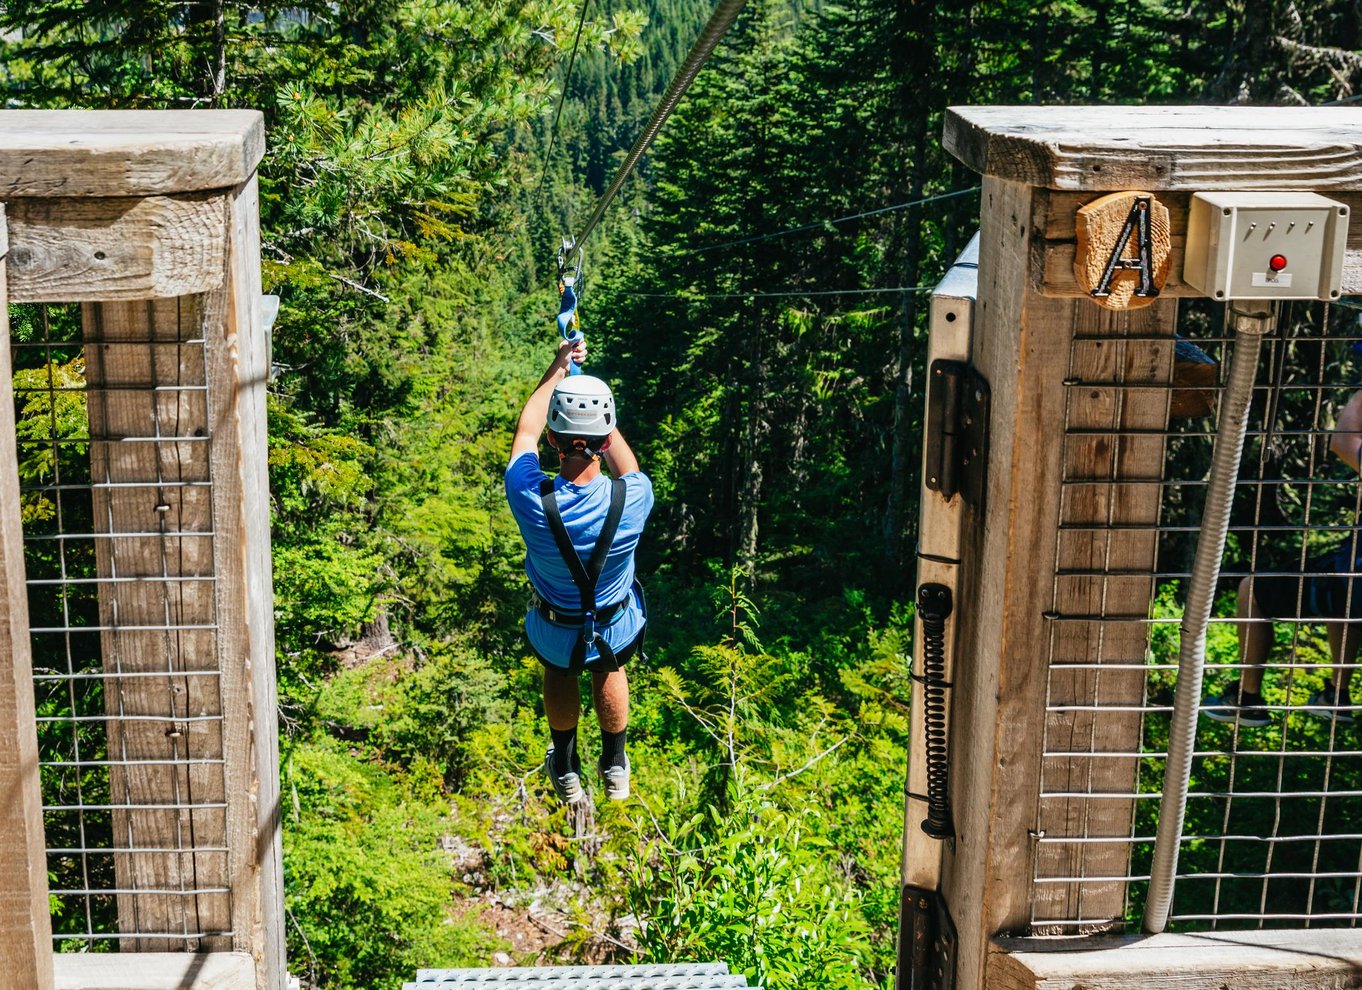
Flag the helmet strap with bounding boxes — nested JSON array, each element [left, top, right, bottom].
[[559, 436, 605, 461]]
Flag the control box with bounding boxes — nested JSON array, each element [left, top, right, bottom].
[[1182, 192, 1348, 301]]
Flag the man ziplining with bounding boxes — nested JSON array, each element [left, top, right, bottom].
[[505, 339, 653, 804]]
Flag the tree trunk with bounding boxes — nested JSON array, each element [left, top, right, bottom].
[[738, 307, 767, 577]]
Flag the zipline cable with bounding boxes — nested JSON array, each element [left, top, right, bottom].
[[563, 0, 747, 263], [676, 186, 982, 257], [537, 0, 592, 202]]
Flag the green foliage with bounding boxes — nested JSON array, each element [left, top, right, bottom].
[[311, 643, 509, 787], [284, 740, 500, 990], [623, 794, 875, 990]]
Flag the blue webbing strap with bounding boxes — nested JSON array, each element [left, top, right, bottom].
[[556, 276, 583, 377]]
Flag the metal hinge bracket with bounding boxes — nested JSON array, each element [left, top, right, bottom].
[[924, 359, 990, 508], [897, 884, 958, 990]]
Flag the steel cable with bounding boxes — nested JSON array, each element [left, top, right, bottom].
[[565, 0, 747, 259]]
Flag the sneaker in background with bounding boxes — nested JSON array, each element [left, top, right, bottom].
[[1306, 679, 1356, 724], [1202, 680, 1271, 727]]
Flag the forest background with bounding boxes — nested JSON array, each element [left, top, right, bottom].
[[2, 1, 1362, 988]]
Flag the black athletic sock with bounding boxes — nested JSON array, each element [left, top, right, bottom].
[[550, 726, 578, 776], [600, 728, 627, 770]]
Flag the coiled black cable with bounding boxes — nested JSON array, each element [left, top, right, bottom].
[[917, 583, 954, 840]]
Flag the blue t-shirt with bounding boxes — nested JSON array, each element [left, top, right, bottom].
[[505, 451, 654, 667]]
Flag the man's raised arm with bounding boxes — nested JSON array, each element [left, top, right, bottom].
[[602, 428, 640, 477], [511, 340, 586, 461]]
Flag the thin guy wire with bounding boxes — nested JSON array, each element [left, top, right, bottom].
[[536, 0, 591, 203], [675, 186, 982, 258], [565, 0, 746, 258]]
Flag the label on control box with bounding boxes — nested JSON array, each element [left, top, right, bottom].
[[1251, 271, 1293, 288]]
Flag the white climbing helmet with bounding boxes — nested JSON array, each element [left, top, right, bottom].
[[548, 375, 616, 438]]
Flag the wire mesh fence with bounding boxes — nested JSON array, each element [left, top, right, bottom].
[[1031, 297, 1362, 933], [18, 300, 233, 951]]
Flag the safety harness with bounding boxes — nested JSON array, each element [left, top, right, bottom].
[[537, 476, 640, 672]]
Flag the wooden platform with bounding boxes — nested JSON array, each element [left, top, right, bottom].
[[992, 930, 1362, 989], [52, 952, 254, 990]]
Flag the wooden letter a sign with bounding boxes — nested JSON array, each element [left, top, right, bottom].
[[1074, 191, 1171, 311]]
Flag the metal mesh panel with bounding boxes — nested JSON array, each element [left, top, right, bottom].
[[407, 965, 750, 988], [19, 300, 232, 950], [1031, 299, 1362, 932]]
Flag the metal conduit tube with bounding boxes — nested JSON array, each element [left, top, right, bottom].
[[1142, 301, 1276, 934]]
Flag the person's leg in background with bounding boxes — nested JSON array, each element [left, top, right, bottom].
[[1206, 575, 1274, 726]]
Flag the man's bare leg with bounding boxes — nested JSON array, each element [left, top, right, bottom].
[[544, 666, 581, 730], [544, 666, 584, 791], [591, 669, 628, 733], [592, 669, 630, 794]]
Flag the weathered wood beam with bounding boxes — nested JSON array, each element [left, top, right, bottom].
[[945, 106, 1362, 192], [0, 207, 55, 990], [991, 931, 1362, 989], [8, 195, 227, 302], [212, 175, 285, 990], [53, 951, 253, 990], [0, 110, 264, 197], [941, 177, 1074, 990]]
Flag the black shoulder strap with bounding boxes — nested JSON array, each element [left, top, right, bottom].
[[539, 477, 628, 612]]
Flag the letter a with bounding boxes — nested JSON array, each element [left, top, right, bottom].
[[1093, 196, 1158, 299]]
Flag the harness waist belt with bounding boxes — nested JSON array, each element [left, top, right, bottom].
[[532, 592, 631, 627]]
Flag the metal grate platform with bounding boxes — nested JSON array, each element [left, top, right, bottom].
[[405, 964, 753, 989]]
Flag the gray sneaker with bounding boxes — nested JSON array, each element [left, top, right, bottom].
[[1306, 680, 1356, 724], [545, 746, 585, 805], [600, 754, 630, 801]]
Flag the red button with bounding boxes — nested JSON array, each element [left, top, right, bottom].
[[1269, 254, 1288, 271]]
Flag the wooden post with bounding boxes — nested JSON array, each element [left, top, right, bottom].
[[932, 105, 1362, 990], [212, 173, 286, 989], [0, 206, 56, 990], [0, 111, 281, 990]]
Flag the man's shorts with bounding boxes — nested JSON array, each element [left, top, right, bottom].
[[1250, 544, 1362, 620], [529, 626, 646, 673]]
